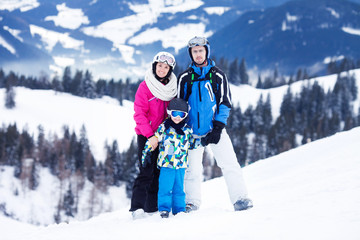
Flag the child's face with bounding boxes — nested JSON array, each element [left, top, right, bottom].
[[171, 115, 183, 124]]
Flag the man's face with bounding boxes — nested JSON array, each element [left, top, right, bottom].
[[191, 46, 206, 65]]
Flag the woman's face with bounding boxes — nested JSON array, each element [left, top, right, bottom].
[[155, 62, 170, 79]]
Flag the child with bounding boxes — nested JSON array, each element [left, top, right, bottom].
[[142, 98, 201, 218]]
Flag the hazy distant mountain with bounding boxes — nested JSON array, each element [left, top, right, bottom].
[[204, 0, 360, 75], [0, 0, 266, 79], [1, 0, 359, 79]]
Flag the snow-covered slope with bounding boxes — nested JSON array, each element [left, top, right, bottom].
[[1, 69, 359, 228], [231, 69, 360, 118], [2, 126, 360, 240], [0, 87, 135, 161]]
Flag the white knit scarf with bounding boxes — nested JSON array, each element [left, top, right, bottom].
[[144, 69, 177, 101]]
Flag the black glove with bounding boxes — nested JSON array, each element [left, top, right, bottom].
[[142, 151, 153, 168], [201, 120, 225, 146]]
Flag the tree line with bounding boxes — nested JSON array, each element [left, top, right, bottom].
[[0, 124, 137, 223], [1, 70, 358, 184], [227, 73, 359, 167], [1, 56, 359, 107], [0, 67, 140, 107]]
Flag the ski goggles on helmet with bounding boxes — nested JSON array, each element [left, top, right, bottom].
[[167, 110, 188, 119], [188, 36, 209, 48], [155, 54, 176, 68]]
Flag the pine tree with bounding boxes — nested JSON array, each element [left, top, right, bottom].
[[29, 162, 39, 190], [256, 74, 263, 89], [0, 68, 5, 88], [63, 184, 75, 217], [105, 140, 121, 186], [237, 126, 248, 166], [95, 79, 107, 97], [227, 105, 247, 166], [227, 104, 242, 131], [121, 138, 139, 197], [248, 135, 266, 164], [349, 74, 358, 101], [263, 94, 273, 135], [75, 125, 89, 173], [253, 94, 265, 135], [67, 132, 77, 173], [5, 85, 16, 109], [273, 66, 279, 84], [117, 80, 124, 105], [309, 81, 326, 139], [280, 87, 296, 124], [239, 58, 249, 85], [5, 124, 21, 176], [303, 69, 309, 80], [62, 66, 72, 93], [37, 125, 51, 168], [339, 57, 351, 72], [288, 74, 294, 85], [278, 87, 296, 152], [5, 72, 16, 109], [228, 58, 240, 85], [296, 69, 303, 81], [72, 70, 83, 96], [80, 70, 96, 99], [0, 129, 5, 164], [243, 106, 254, 132], [327, 60, 338, 74], [216, 57, 229, 74], [52, 75, 64, 93], [266, 125, 278, 157], [263, 76, 273, 89]]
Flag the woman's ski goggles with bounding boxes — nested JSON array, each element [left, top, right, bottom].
[[168, 110, 188, 119], [188, 36, 209, 48], [155, 54, 176, 68]]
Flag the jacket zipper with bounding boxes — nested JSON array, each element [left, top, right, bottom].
[[197, 112, 200, 129], [197, 70, 202, 130]]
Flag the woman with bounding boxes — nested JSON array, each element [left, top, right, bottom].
[[130, 51, 177, 219]]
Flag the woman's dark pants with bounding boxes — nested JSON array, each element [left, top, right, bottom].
[[129, 135, 160, 213]]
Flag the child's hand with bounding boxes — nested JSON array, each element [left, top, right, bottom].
[[148, 136, 158, 150]]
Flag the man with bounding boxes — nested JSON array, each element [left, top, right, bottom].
[[177, 36, 253, 212]]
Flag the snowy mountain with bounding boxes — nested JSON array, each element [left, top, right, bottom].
[[177, 0, 360, 76], [1, 0, 359, 80], [0, 0, 265, 80], [2, 125, 360, 240]]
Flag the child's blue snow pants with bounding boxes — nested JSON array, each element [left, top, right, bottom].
[[158, 167, 186, 214]]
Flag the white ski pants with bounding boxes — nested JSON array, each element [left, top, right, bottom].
[[184, 130, 248, 207]]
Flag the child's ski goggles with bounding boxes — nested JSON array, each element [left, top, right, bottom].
[[168, 110, 188, 119]]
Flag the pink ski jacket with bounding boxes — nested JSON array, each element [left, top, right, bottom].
[[134, 81, 170, 138]]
